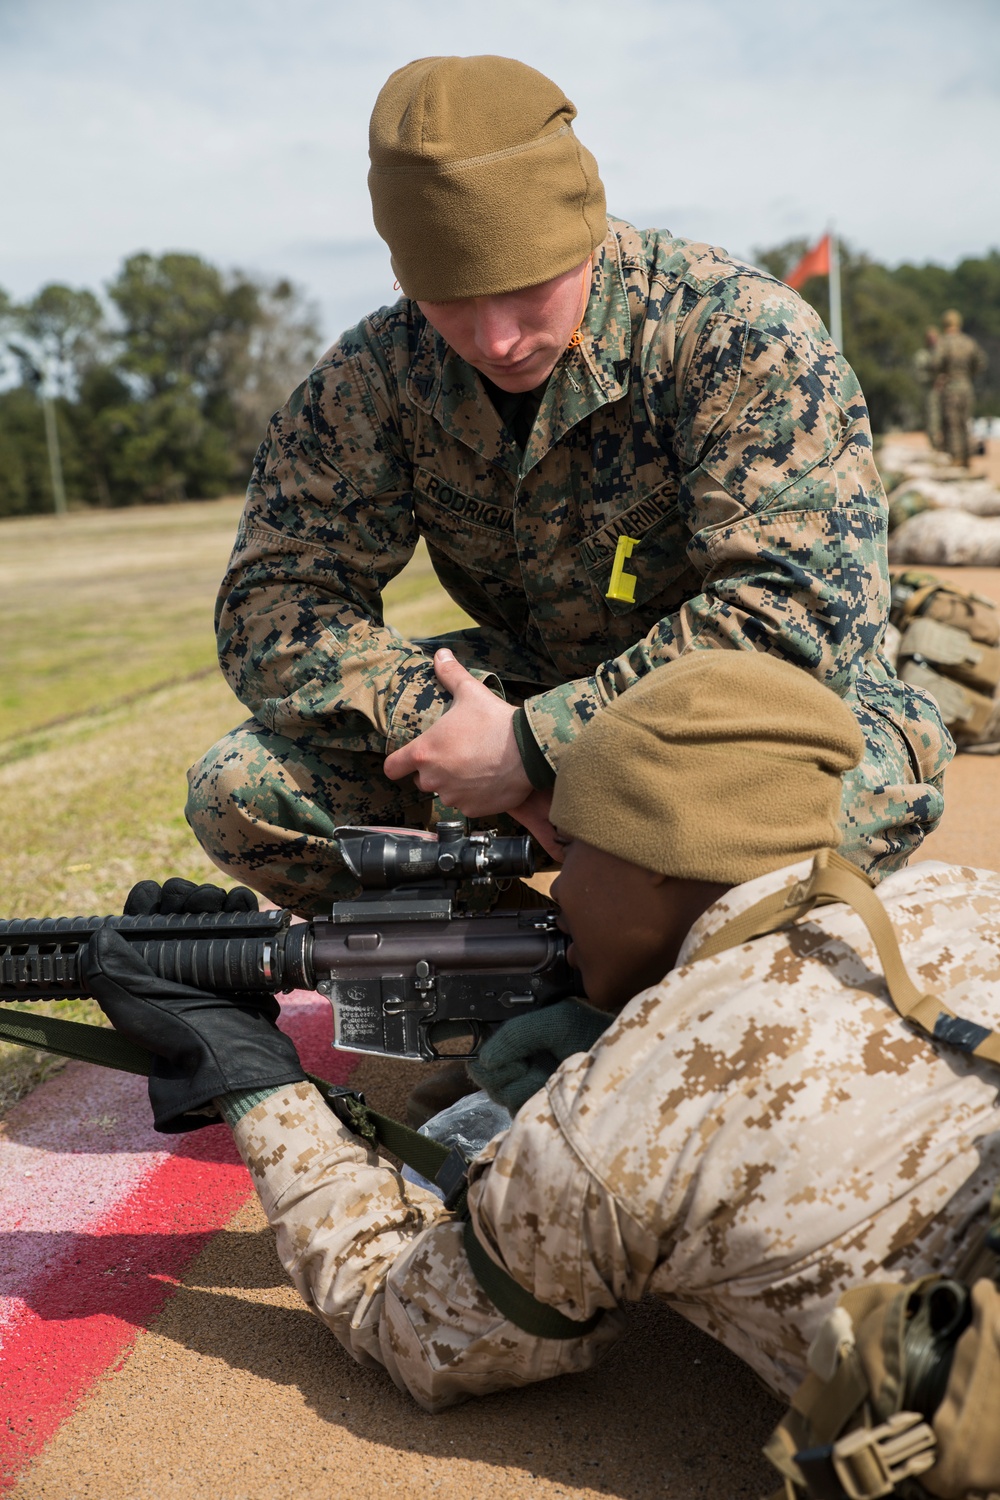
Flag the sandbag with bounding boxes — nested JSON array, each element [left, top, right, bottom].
[[889, 570, 1000, 749], [889, 510, 1000, 567]]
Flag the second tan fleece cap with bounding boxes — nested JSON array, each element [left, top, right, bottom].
[[368, 55, 607, 301], [550, 652, 864, 885]]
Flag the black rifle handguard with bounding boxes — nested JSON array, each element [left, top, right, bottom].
[[0, 909, 312, 1000]]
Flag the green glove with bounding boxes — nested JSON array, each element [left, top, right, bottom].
[[468, 999, 612, 1115]]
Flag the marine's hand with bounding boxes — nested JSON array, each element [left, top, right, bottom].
[[83, 927, 304, 1133], [507, 788, 562, 862], [383, 650, 532, 816], [468, 999, 611, 1114]]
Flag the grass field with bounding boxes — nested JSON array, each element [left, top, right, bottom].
[[0, 498, 472, 1108]]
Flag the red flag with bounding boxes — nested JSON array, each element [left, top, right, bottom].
[[786, 233, 832, 290]]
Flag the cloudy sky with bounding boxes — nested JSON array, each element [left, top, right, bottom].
[[2, 0, 998, 344]]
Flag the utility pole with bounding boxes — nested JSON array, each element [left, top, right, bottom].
[[40, 387, 68, 516], [8, 342, 67, 515]]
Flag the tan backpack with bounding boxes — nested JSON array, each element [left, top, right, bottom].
[[764, 1267, 1000, 1498]]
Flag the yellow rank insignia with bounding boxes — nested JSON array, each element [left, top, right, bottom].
[[606, 534, 640, 603]]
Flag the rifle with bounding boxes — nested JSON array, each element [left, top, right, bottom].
[[0, 822, 579, 1062]]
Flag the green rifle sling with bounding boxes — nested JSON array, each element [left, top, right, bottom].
[[0, 1005, 153, 1074], [320, 1087, 604, 1340], [461, 1217, 603, 1340], [0, 1006, 597, 1342]]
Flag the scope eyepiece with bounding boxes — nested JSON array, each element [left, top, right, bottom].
[[333, 826, 535, 888]]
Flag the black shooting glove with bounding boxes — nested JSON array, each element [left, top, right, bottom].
[[123, 877, 259, 916], [83, 926, 305, 1134]]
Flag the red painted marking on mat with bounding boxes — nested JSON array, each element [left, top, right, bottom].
[[0, 993, 359, 1490]]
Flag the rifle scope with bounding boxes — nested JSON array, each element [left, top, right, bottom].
[[333, 823, 535, 887]]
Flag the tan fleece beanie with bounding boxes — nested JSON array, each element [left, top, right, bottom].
[[550, 651, 864, 885], [368, 55, 607, 301]]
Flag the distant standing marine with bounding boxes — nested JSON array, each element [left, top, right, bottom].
[[935, 308, 987, 467]]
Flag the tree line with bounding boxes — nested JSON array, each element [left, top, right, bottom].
[[2, 241, 998, 518], [0, 253, 320, 517], [755, 240, 1000, 435]]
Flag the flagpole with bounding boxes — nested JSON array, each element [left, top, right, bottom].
[[828, 225, 843, 351]]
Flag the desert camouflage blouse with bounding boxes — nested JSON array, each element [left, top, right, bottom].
[[233, 857, 1000, 1410]]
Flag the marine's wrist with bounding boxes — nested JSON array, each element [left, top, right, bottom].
[[216, 1085, 283, 1128], [512, 708, 557, 791]]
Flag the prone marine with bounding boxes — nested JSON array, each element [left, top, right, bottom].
[[184, 53, 952, 922], [86, 651, 1000, 1499]]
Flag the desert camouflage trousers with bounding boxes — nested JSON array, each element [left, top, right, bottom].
[[186, 639, 948, 911]]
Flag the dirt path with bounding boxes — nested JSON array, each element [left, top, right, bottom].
[[7, 458, 1000, 1500], [11, 1214, 778, 1499], [4, 1055, 784, 1498]]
